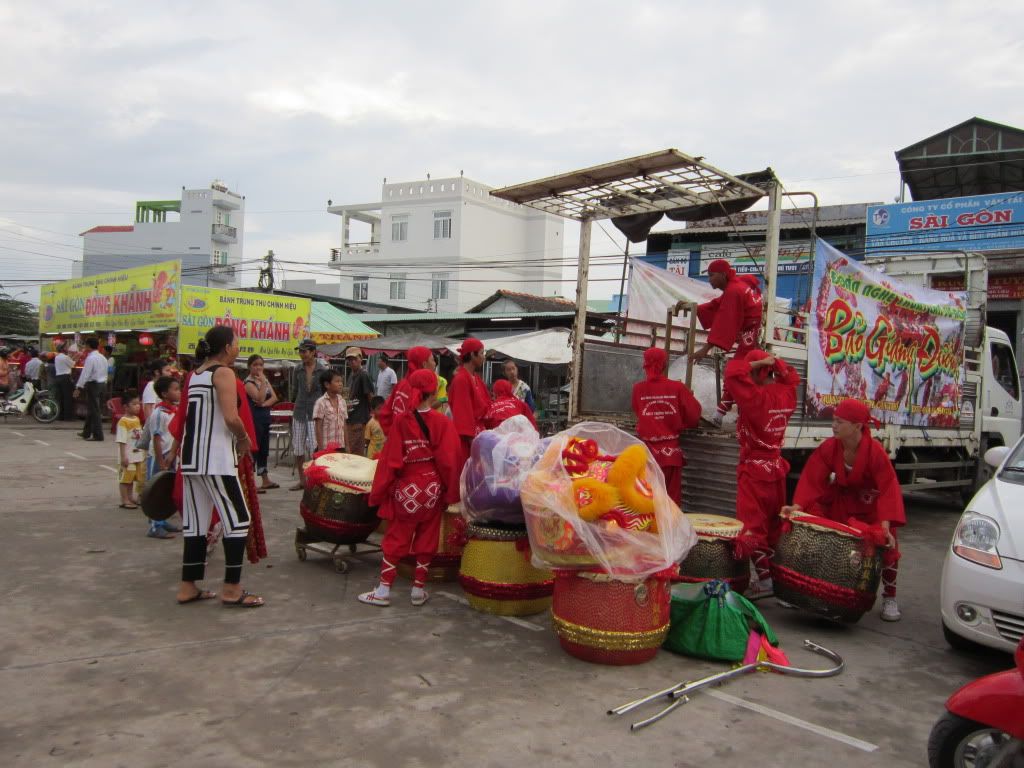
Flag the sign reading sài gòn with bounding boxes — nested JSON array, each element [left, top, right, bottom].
[[178, 286, 311, 360], [39, 260, 181, 333]]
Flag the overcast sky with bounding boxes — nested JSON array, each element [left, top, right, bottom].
[[1, 1, 1022, 307]]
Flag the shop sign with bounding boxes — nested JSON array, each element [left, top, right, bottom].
[[178, 286, 311, 359], [39, 260, 181, 333], [931, 272, 1024, 300], [695, 241, 815, 275]]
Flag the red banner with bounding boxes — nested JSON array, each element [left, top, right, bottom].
[[931, 273, 1024, 300]]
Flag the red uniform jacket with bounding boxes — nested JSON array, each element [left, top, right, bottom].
[[370, 408, 461, 521], [378, 377, 415, 436], [697, 277, 763, 353], [793, 435, 906, 528], [725, 357, 800, 479], [449, 366, 490, 439], [631, 376, 701, 468], [484, 396, 537, 430]]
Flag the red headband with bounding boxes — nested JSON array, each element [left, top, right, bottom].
[[493, 379, 513, 398], [643, 347, 667, 379], [458, 338, 483, 357], [707, 259, 735, 279], [834, 398, 879, 430], [744, 348, 772, 383], [407, 346, 431, 371]]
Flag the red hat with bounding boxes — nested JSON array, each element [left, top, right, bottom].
[[707, 259, 735, 278], [643, 347, 667, 379], [407, 369, 438, 408], [834, 398, 879, 432], [744, 348, 773, 383], [407, 346, 432, 371], [493, 379, 513, 398], [458, 338, 484, 358]]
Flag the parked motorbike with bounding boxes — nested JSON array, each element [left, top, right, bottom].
[[0, 381, 60, 423], [928, 636, 1024, 767]]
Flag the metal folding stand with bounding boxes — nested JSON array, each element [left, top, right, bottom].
[[608, 639, 844, 731], [294, 528, 383, 574]]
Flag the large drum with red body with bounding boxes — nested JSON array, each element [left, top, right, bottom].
[[677, 513, 750, 595], [299, 452, 378, 545], [551, 571, 671, 665], [769, 513, 883, 623]]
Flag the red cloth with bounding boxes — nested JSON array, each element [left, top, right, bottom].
[[631, 361, 701, 469], [834, 398, 873, 426], [378, 347, 435, 436], [449, 366, 490, 439], [484, 384, 537, 430], [707, 259, 735, 278], [696, 275, 763, 353], [662, 465, 682, 505], [458, 338, 483, 357], [793, 435, 906, 528], [369, 407, 461, 522], [380, 514, 443, 580]]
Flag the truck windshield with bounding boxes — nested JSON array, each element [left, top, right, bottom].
[[991, 341, 1020, 400]]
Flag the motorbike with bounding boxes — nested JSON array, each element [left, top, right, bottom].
[[0, 381, 60, 423], [928, 635, 1024, 767]]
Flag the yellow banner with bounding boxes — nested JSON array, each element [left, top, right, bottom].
[[311, 331, 378, 345], [178, 286, 311, 360], [39, 260, 181, 333]]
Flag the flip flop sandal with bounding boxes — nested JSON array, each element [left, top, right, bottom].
[[263, 483, 280, 490], [358, 591, 391, 607], [256, 488, 267, 494], [222, 591, 264, 608], [177, 589, 217, 605], [119, 503, 139, 509]]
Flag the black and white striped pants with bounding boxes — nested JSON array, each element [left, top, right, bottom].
[[181, 474, 251, 584]]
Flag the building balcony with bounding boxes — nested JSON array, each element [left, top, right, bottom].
[[212, 195, 241, 211], [208, 264, 237, 283], [211, 223, 237, 243], [329, 243, 379, 267]]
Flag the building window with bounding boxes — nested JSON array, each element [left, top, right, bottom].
[[389, 273, 407, 300], [391, 214, 408, 242], [433, 210, 452, 239], [431, 271, 449, 300], [212, 249, 228, 266], [353, 275, 369, 301]]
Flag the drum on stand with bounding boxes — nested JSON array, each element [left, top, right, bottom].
[[458, 523, 553, 616], [677, 513, 750, 594], [397, 503, 465, 582], [298, 452, 378, 545], [769, 513, 883, 623]]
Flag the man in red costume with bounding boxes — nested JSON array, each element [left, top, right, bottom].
[[358, 370, 461, 608], [783, 398, 905, 621], [448, 337, 490, 471], [724, 350, 800, 597], [484, 379, 537, 430], [631, 347, 701, 505], [692, 260, 763, 426], [378, 346, 435, 435]]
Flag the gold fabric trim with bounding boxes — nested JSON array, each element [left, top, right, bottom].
[[552, 615, 668, 651]]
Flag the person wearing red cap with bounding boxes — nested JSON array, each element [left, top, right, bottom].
[[724, 350, 800, 597], [448, 337, 491, 471], [631, 347, 701, 504], [359, 369, 461, 607], [783, 398, 905, 621], [378, 346, 436, 435], [692, 260, 764, 426], [484, 379, 537, 431]]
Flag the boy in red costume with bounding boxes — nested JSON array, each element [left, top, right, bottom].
[[783, 398, 905, 621], [377, 346, 436, 435], [631, 347, 701, 505], [484, 379, 537, 430], [724, 350, 800, 597], [359, 370, 461, 607], [448, 337, 490, 471], [692, 260, 763, 425]]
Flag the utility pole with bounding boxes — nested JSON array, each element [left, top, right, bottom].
[[258, 249, 275, 292]]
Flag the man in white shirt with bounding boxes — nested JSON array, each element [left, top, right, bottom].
[[54, 343, 76, 421], [141, 358, 174, 421], [23, 349, 43, 387], [375, 355, 398, 399], [75, 338, 108, 441]]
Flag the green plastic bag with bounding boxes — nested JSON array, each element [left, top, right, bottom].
[[663, 580, 778, 662]]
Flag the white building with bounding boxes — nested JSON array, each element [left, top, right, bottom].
[[80, 181, 245, 287], [327, 175, 563, 312]]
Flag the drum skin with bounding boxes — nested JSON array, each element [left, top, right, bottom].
[[678, 513, 750, 594], [397, 505, 465, 582], [551, 572, 670, 666], [300, 484, 377, 545], [458, 525, 554, 616], [769, 515, 882, 623]]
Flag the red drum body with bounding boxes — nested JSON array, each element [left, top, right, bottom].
[[458, 524, 554, 616], [300, 453, 377, 545], [769, 514, 883, 623], [678, 513, 750, 595], [551, 572, 670, 666], [397, 504, 465, 582]]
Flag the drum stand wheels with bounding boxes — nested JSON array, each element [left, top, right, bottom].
[[294, 527, 382, 574]]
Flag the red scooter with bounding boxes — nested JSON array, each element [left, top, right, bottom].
[[928, 636, 1024, 767]]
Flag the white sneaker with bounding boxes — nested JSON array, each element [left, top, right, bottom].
[[880, 597, 901, 622], [358, 590, 390, 607], [746, 578, 774, 600], [710, 411, 724, 428], [410, 587, 429, 607]]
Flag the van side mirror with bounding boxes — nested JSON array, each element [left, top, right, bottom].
[[985, 445, 1010, 469]]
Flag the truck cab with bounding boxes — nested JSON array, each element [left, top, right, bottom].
[[982, 326, 1022, 450]]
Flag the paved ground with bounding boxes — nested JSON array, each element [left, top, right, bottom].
[[0, 419, 1011, 768]]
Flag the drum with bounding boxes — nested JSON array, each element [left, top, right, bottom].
[[458, 524, 554, 616], [677, 513, 750, 594], [551, 571, 671, 666], [397, 503, 465, 582], [769, 514, 883, 623], [299, 452, 378, 545]]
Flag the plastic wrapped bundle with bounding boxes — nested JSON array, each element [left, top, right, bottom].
[[668, 356, 738, 429], [520, 422, 697, 579], [460, 416, 549, 525]]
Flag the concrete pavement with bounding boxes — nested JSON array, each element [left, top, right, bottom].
[[0, 420, 1009, 767]]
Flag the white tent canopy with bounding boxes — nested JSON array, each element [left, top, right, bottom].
[[450, 327, 573, 366]]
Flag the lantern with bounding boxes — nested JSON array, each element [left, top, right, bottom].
[[139, 333, 154, 347]]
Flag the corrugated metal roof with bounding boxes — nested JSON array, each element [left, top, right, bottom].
[[311, 302, 379, 337], [356, 310, 576, 323]]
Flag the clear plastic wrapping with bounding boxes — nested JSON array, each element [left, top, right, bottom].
[[520, 421, 696, 579]]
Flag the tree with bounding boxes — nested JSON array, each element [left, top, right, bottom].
[[0, 294, 39, 336]]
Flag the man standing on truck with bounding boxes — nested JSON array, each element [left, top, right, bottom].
[[691, 260, 763, 425], [723, 350, 800, 598], [631, 347, 702, 505]]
